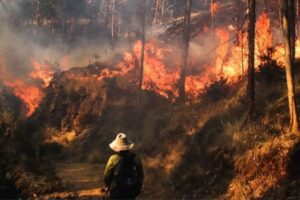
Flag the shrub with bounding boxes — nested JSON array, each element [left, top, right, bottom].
[[257, 47, 285, 84], [202, 77, 229, 103]]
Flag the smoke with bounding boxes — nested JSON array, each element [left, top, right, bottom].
[[0, 0, 280, 106], [0, 0, 140, 116], [0, 0, 235, 92], [0, 1, 32, 81], [0, 0, 137, 87]]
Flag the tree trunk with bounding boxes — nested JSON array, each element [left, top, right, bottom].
[[62, 0, 68, 44], [34, 0, 40, 41], [111, 0, 115, 50], [297, 0, 300, 17], [179, 0, 192, 102], [161, 0, 165, 17], [137, 0, 146, 105], [211, 0, 215, 34], [105, 0, 110, 29], [152, 0, 159, 32], [264, 0, 269, 13], [118, 13, 121, 38], [280, 0, 300, 134], [247, 0, 255, 120]]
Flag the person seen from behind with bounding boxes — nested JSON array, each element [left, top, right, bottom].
[[104, 133, 144, 200]]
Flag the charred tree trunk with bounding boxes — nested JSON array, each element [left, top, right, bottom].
[[280, 0, 300, 134], [137, 0, 146, 105], [179, 0, 192, 102], [247, 0, 255, 120]]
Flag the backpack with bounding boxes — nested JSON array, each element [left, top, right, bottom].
[[115, 153, 139, 190]]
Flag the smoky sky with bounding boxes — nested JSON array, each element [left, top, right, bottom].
[[0, 0, 130, 83], [0, 0, 265, 85]]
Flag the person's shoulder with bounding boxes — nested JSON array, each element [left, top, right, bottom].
[[108, 154, 121, 163]]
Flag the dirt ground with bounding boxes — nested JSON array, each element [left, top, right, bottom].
[[42, 163, 105, 199]]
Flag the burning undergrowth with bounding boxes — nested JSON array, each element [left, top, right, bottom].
[[0, 6, 296, 119]]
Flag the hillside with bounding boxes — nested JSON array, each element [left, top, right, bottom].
[[1, 50, 300, 199], [15, 57, 299, 199]]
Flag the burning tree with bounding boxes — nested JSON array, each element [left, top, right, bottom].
[[179, 0, 192, 102], [137, 0, 146, 105]]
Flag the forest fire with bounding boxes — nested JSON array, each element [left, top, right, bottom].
[[116, 12, 276, 101], [2, 1, 300, 199], [0, 11, 296, 115]]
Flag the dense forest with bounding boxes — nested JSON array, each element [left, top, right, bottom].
[[1, 0, 300, 199]]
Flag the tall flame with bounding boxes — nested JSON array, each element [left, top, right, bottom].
[[133, 40, 179, 99], [120, 12, 276, 101]]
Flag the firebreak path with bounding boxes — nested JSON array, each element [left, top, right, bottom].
[[42, 163, 106, 199]]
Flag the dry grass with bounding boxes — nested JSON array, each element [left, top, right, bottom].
[[146, 140, 186, 174], [48, 130, 77, 145], [225, 134, 297, 199]]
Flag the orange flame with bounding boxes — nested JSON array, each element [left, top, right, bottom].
[[133, 40, 179, 99], [255, 12, 272, 55], [30, 58, 55, 87], [209, 12, 273, 81], [4, 79, 43, 116], [0, 57, 46, 116]]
